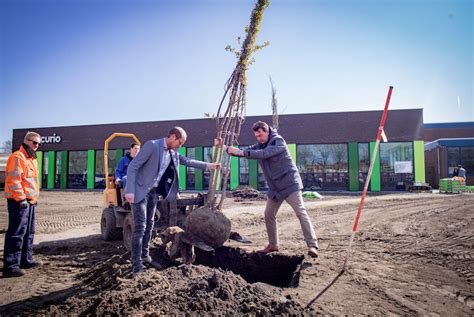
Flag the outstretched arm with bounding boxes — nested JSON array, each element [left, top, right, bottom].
[[178, 153, 220, 170], [229, 139, 286, 160]]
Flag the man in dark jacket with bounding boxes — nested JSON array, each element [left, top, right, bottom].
[[115, 143, 140, 189], [227, 121, 319, 257]]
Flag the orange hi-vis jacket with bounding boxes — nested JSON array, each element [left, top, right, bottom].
[[4, 145, 40, 204]]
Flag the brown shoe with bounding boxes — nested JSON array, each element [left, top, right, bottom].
[[259, 245, 279, 254], [308, 247, 319, 258]]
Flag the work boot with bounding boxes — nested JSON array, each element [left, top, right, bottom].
[[3, 268, 26, 278], [259, 245, 279, 254], [308, 247, 319, 258], [142, 255, 152, 264], [132, 269, 144, 279], [21, 259, 43, 269]]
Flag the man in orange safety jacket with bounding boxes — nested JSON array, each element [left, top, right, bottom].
[[3, 131, 42, 277]]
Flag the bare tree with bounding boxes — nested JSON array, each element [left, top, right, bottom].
[[269, 76, 279, 130], [1, 140, 12, 153], [317, 145, 331, 172], [208, 0, 270, 209], [333, 144, 347, 171]]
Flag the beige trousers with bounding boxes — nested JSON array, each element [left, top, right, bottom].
[[264, 191, 319, 248]]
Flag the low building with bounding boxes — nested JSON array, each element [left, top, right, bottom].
[[424, 122, 474, 187], [11, 109, 472, 191]]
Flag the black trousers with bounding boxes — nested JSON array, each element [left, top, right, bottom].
[[3, 200, 36, 271]]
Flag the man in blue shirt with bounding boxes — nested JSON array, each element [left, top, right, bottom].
[[115, 143, 140, 189]]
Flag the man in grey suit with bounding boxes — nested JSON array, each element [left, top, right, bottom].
[[125, 127, 219, 274], [227, 121, 319, 258]]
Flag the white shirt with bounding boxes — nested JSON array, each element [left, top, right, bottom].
[[153, 138, 173, 187]]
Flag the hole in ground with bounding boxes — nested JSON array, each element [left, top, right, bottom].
[[194, 246, 304, 288]]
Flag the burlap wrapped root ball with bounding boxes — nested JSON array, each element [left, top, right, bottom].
[[185, 206, 231, 248]]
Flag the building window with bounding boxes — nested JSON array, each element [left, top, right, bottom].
[[68, 151, 88, 189], [220, 149, 231, 190], [380, 142, 413, 190], [460, 147, 474, 176], [257, 165, 268, 191], [94, 150, 118, 189], [186, 148, 195, 189], [203, 147, 213, 189], [203, 146, 229, 190], [108, 150, 118, 177], [42, 152, 48, 187], [297, 144, 348, 190], [447, 146, 474, 176], [95, 150, 105, 189], [54, 153, 61, 188], [358, 143, 369, 190], [239, 146, 249, 186]]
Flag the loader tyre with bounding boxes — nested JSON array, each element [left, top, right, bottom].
[[123, 212, 133, 251], [101, 208, 123, 241]]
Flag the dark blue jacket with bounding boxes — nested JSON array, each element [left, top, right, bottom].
[[243, 128, 303, 200], [115, 154, 133, 181]]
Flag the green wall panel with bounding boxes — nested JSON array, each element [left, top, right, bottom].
[[348, 143, 359, 191], [47, 151, 56, 189], [210, 146, 222, 191], [369, 142, 381, 192], [230, 145, 239, 190], [115, 148, 124, 161], [288, 144, 296, 163], [36, 151, 43, 189], [413, 140, 426, 183], [178, 147, 187, 190], [249, 159, 258, 189], [194, 147, 203, 191], [60, 151, 68, 189], [87, 149, 95, 190]]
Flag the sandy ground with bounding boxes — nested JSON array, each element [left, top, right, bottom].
[[0, 190, 473, 315]]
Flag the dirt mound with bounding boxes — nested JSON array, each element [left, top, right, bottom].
[[40, 255, 307, 315], [232, 185, 266, 201]]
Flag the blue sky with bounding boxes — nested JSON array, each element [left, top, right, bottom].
[[1, 0, 472, 145]]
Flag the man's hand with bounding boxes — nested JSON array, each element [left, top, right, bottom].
[[227, 146, 244, 157], [18, 199, 28, 210], [125, 193, 134, 204], [207, 162, 221, 170], [214, 137, 227, 151], [115, 178, 121, 185]]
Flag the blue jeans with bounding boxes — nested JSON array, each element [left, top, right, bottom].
[[131, 190, 157, 273], [3, 200, 36, 271]]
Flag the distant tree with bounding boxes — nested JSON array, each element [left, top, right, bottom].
[[333, 144, 347, 170], [317, 145, 331, 172], [204, 113, 217, 120], [269, 76, 279, 130], [1, 140, 12, 153]]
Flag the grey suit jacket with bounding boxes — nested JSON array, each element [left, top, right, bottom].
[[125, 138, 208, 203]]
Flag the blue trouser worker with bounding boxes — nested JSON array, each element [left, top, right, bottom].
[[3, 200, 39, 277], [130, 190, 158, 273]]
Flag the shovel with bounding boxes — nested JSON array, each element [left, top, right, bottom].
[[229, 231, 252, 244]]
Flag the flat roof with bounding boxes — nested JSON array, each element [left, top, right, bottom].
[[424, 122, 474, 129]]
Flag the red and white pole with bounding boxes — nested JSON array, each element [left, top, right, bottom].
[[343, 85, 393, 270], [306, 86, 394, 308]]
